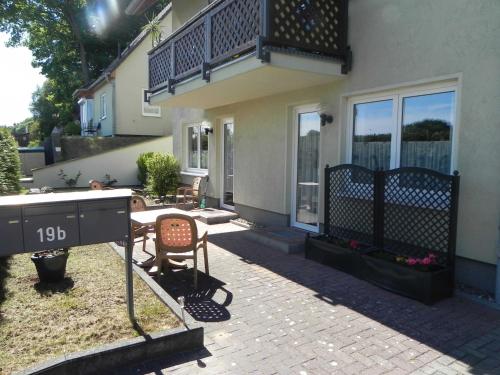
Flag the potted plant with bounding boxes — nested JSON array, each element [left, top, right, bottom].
[[31, 248, 69, 283], [306, 234, 370, 277], [360, 249, 453, 304]]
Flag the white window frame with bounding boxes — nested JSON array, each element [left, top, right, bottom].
[[100, 93, 107, 120], [184, 123, 209, 172], [219, 118, 235, 210], [291, 103, 321, 233], [346, 82, 458, 174], [141, 89, 161, 117]]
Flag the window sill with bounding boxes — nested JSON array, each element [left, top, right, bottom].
[[181, 170, 208, 177]]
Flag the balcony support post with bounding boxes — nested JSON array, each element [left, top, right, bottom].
[[203, 14, 212, 82], [341, 46, 353, 74], [256, 36, 270, 63], [260, 0, 270, 38], [257, 0, 271, 63], [168, 79, 175, 95]]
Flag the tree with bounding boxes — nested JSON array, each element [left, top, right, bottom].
[[0, 128, 21, 195], [1, 0, 170, 136], [31, 80, 74, 138]]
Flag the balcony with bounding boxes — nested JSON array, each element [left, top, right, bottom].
[[148, 0, 351, 108]]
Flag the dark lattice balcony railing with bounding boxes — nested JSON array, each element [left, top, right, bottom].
[[148, 0, 350, 94]]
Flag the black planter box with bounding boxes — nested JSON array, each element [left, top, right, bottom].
[[360, 252, 454, 305], [305, 235, 362, 277]]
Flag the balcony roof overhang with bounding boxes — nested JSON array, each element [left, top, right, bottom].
[[150, 51, 344, 109]]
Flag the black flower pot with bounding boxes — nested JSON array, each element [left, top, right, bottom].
[[31, 249, 69, 283]]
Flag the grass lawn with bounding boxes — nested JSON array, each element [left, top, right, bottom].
[[0, 244, 180, 374]]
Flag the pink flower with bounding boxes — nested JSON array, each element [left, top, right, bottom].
[[407, 258, 417, 266], [349, 240, 360, 250], [421, 257, 432, 265]]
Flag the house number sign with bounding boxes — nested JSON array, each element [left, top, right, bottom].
[[36, 226, 67, 243]]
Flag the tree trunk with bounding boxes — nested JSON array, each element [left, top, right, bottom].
[[62, 3, 91, 84]]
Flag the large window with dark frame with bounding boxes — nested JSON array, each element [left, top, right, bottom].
[[349, 86, 456, 175]]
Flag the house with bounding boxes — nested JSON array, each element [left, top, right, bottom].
[[74, 4, 173, 137], [128, 0, 500, 298], [25, 5, 176, 189]]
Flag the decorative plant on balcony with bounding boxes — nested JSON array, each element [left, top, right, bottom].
[[142, 15, 162, 48]]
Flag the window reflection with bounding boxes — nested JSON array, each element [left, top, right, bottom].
[[401, 91, 454, 174], [188, 127, 199, 169], [352, 100, 393, 171]]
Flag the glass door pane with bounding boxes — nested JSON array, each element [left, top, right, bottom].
[[295, 111, 320, 229], [222, 122, 234, 208]]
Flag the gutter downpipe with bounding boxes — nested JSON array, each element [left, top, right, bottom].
[[105, 72, 117, 136]]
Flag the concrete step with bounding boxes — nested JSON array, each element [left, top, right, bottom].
[[240, 226, 308, 254], [191, 208, 239, 224]]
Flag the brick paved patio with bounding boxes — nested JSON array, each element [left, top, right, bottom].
[[117, 223, 500, 375]]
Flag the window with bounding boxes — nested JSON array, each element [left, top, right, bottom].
[[186, 123, 209, 170], [100, 93, 107, 120], [348, 85, 456, 174], [142, 89, 161, 117]]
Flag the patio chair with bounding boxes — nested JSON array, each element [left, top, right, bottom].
[[154, 213, 209, 289], [89, 179, 105, 190], [130, 195, 154, 257], [176, 176, 203, 209], [89, 179, 115, 190]]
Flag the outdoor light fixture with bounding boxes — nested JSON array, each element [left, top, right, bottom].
[[320, 113, 334, 126], [204, 127, 214, 135]]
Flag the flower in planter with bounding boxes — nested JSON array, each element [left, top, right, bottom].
[[421, 257, 432, 265], [349, 240, 360, 250], [407, 258, 418, 266]]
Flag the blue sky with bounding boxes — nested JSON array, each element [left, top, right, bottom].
[[0, 32, 46, 126]]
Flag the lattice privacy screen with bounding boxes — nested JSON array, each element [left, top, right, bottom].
[[325, 165, 375, 245], [211, 0, 260, 63], [149, 43, 172, 89], [324, 165, 459, 266], [382, 168, 457, 266], [268, 0, 347, 56]]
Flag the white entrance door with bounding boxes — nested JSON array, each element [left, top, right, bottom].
[[220, 119, 234, 210], [291, 105, 321, 232]]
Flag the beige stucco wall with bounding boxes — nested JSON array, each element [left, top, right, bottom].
[[171, 0, 208, 31], [92, 82, 114, 136], [166, 0, 500, 265], [32, 136, 173, 188], [114, 12, 173, 136]]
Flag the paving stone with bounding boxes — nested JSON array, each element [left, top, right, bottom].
[[115, 223, 500, 375]]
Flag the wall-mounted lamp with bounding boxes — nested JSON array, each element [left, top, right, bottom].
[[204, 127, 214, 135], [320, 113, 334, 127]]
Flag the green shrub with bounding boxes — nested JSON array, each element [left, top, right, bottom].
[[137, 152, 155, 186], [0, 129, 21, 195], [64, 121, 81, 136], [145, 153, 180, 198]]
